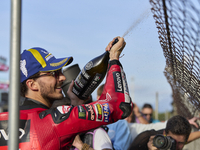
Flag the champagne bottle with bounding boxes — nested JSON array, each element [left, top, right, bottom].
[[72, 38, 119, 100]]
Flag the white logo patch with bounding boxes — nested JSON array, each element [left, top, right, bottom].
[[85, 61, 93, 70], [41, 50, 49, 54], [20, 59, 28, 77], [57, 105, 71, 114], [98, 93, 112, 102], [46, 54, 53, 61]]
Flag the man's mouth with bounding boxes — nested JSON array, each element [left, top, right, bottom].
[[55, 86, 62, 91]]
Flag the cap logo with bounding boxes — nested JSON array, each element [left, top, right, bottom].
[[45, 53, 54, 61], [28, 49, 47, 68], [20, 59, 28, 77], [50, 58, 68, 67], [41, 50, 48, 54]]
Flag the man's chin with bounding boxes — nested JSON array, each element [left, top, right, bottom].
[[57, 94, 64, 100], [50, 94, 64, 101]]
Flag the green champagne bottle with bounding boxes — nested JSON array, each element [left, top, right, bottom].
[[72, 38, 118, 100]]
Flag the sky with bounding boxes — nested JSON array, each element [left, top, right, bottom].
[[0, 1, 173, 112]]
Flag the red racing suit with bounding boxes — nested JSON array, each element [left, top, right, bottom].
[[0, 60, 133, 150]]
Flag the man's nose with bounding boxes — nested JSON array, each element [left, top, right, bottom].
[[59, 72, 66, 81]]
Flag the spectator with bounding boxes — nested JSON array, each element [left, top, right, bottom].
[[141, 103, 160, 123], [128, 115, 200, 150], [127, 103, 149, 124], [128, 115, 200, 143], [0, 37, 133, 149], [72, 123, 112, 150]]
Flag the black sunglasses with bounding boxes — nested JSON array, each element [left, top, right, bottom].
[[143, 113, 153, 117], [33, 70, 62, 79]]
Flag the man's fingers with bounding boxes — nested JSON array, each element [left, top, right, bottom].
[[191, 122, 199, 128], [106, 38, 117, 51], [67, 80, 74, 94], [148, 136, 158, 150]]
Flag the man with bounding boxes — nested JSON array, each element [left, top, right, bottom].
[[141, 103, 160, 123], [128, 115, 200, 150], [0, 37, 133, 150]]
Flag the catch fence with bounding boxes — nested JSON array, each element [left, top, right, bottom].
[[150, 0, 200, 120]]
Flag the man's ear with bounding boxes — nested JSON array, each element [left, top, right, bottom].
[[26, 79, 39, 91]]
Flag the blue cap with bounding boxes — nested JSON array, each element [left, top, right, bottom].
[[20, 47, 73, 83]]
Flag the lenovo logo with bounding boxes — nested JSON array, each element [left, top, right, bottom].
[[113, 71, 124, 93]]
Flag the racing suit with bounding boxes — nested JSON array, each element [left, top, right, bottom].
[[0, 60, 133, 150]]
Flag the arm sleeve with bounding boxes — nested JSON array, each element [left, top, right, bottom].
[[97, 60, 133, 120], [127, 130, 154, 150], [129, 121, 167, 141], [107, 120, 133, 150], [127, 129, 164, 150]]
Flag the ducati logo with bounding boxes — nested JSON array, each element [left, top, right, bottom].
[[0, 128, 25, 140], [0, 119, 30, 146]]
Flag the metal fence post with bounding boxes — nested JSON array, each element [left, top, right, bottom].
[[8, 0, 22, 149]]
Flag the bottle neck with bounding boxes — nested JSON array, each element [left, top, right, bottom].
[[104, 51, 110, 60]]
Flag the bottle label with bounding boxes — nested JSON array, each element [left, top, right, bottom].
[[72, 51, 109, 99], [72, 87, 80, 95], [85, 61, 93, 70], [81, 68, 90, 80], [82, 73, 102, 98], [74, 73, 88, 90]]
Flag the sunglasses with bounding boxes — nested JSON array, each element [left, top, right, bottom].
[[143, 113, 153, 117], [33, 70, 62, 79]]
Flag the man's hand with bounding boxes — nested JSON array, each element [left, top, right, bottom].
[[72, 134, 84, 150], [72, 135, 94, 150], [133, 103, 141, 117], [132, 103, 149, 124], [188, 117, 200, 128], [67, 80, 89, 106], [106, 36, 126, 60], [147, 136, 158, 150]]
